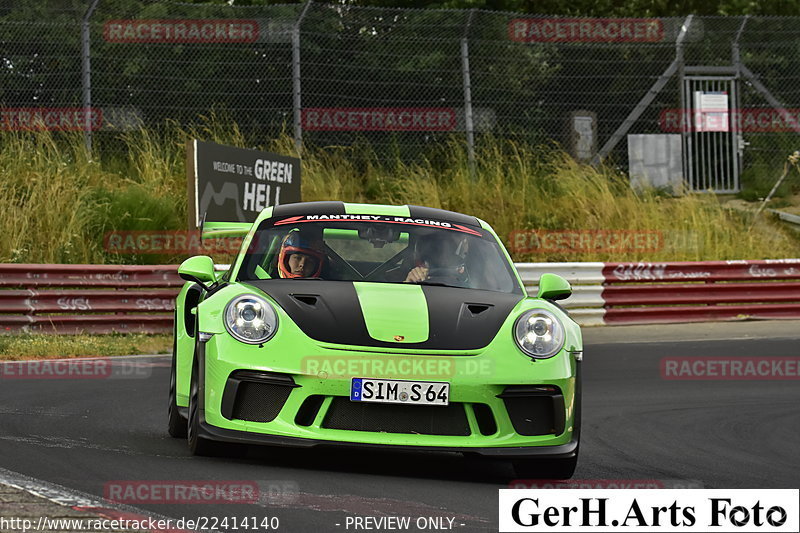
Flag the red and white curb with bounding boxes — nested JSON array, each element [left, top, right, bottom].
[[0, 466, 197, 533]]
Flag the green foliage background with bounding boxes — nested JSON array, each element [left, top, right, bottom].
[[184, 0, 800, 16]]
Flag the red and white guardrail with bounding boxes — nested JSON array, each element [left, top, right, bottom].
[[519, 259, 800, 326], [0, 260, 799, 333], [0, 264, 181, 334]]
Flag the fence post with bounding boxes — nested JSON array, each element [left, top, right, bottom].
[[81, 0, 100, 157], [461, 10, 476, 178], [731, 16, 748, 78], [731, 16, 749, 187], [592, 15, 692, 165], [676, 15, 692, 183], [293, 1, 313, 156]]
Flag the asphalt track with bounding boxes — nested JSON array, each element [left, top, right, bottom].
[[0, 323, 798, 532]]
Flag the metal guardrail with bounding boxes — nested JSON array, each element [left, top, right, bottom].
[[517, 262, 607, 326], [0, 264, 182, 287], [0, 264, 181, 334], [1, 260, 799, 333], [521, 259, 800, 326]]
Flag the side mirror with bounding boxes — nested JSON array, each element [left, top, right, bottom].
[[178, 255, 216, 289], [537, 273, 572, 301]]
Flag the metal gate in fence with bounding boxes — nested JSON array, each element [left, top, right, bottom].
[[682, 75, 742, 193]]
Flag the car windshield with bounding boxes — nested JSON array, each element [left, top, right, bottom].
[[236, 214, 522, 294]]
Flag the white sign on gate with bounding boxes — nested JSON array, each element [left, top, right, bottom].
[[694, 91, 729, 132]]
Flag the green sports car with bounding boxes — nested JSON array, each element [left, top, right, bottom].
[[169, 201, 582, 478]]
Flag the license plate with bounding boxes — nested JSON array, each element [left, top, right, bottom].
[[350, 378, 449, 406]]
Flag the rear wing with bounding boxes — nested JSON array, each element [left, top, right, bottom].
[[201, 221, 252, 240]]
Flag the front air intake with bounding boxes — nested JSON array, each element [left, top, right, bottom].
[[498, 386, 566, 436], [322, 398, 470, 436], [221, 370, 299, 423]]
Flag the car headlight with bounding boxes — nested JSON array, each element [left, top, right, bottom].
[[514, 309, 565, 359], [224, 294, 278, 344]]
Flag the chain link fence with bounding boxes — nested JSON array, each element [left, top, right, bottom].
[[0, 1, 798, 190]]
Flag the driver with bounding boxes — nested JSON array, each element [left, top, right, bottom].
[[404, 232, 467, 284], [277, 231, 326, 279]]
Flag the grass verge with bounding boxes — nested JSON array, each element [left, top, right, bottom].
[[0, 334, 172, 360], [0, 121, 797, 264]]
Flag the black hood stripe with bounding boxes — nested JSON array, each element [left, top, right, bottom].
[[245, 280, 522, 350]]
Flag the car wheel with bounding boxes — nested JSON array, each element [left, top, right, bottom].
[[167, 352, 187, 438], [511, 451, 578, 480], [187, 363, 219, 456]]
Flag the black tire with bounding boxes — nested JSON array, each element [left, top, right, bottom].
[[511, 451, 578, 480], [187, 363, 220, 456], [167, 351, 187, 438]]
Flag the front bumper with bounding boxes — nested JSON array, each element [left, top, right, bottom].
[[193, 331, 580, 453], [197, 419, 579, 458]]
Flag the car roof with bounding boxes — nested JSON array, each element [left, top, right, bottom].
[[267, 201, 483, 228]]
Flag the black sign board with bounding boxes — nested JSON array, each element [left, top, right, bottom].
[[187, 140, 301, 228]]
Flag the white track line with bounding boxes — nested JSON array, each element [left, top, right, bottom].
[[0, 466, 203, 531]]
